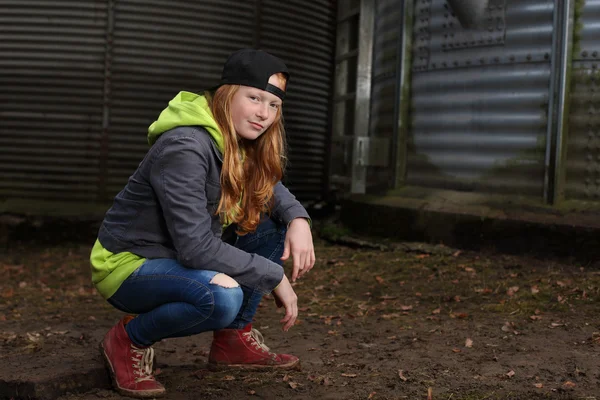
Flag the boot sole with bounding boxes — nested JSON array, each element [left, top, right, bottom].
[[99, 341, 166, 399], [207, 358, 301, 372]]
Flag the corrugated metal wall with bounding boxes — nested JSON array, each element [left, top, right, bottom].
[[106, 0, 256, 200], [407, 0, 553, 195], [368, 0, 402, 190], [0, 0, 335, 209], [259, 0, 336, 201], [565, 0, 600, 200], [0, 1, 107, 201]]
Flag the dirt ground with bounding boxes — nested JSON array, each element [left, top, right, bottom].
[[2, 221, 600, 400]]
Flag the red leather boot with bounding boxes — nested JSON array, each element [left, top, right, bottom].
[[100, 316, 166, 398], [208, 324, 300, 371]]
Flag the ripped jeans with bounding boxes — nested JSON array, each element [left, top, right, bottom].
[[107, 217, 286, 347]]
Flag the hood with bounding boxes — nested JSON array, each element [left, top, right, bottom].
[[147, 91, 223, 153]]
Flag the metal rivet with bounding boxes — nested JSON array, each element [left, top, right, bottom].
[[583, 51, 588, 57], [510, 55, 515, 61], [480, 58, 485, 63], [466, 60, 471, 65], [442, 62, 447, 67], [527, 55, 532, 61], [594, 52, 598, 58], [453, 61, 459, 66], [494, 57, 500, 62], [544, 53, 550, 60]]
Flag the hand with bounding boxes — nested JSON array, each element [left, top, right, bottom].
[[272, 275, 298, 331], [281, 218, 315, 282]]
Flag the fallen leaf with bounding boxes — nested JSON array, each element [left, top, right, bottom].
[[506, 370, 515, 378], [400, 305, 413, 311], [341, 373, 357, 378], [529, 315, 542, 321], [453, 250, 462, 257], [416, 254, 430, 259], [248, 390, 256, 395], [375, 276, 385, 284], [452, 348, 461, 353], [563, 381, 576, 388], [533, 383, 543, 388], [382, 313, 401, 320], [431, 308, 441, 314], [222, 375, 235, 381], [464, 267, 475, 273], [282, 374, 290, 382], [465, 338, 473, 348], [531, 286, 540, 294], [378, 295, 397, 300], [549, 322, 564, 328], [507, 286, 519, 296], [556, 281, 566, 287], [368, 392, 376, 399], [288, 382, 300, 389], [398, 370, 408, 382], [427, 387, 433, 400]]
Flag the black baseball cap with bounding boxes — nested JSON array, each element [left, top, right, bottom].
[[216, 49, 289, 101]]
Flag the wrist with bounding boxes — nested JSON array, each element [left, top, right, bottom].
[[287, 217, 309, 228]]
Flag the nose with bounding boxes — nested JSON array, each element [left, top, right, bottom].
[[256, 103, 269, 120]]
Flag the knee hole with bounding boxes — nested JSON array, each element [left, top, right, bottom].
[[210, 273, 239, 288]]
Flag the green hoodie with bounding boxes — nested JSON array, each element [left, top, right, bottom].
[[148, 91, 224, 152], [90, 91, 224, 299]]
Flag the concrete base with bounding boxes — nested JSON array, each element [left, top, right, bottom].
[[0, 352, 110, 400], [341, 187, 600, 263]]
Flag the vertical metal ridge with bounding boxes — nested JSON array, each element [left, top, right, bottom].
[[99, 0, 115, 202], [543, 0, 574, 204]]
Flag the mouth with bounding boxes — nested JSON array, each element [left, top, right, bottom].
[[249, 122, 263, 130]]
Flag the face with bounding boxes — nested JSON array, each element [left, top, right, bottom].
[[230, 74, 285, 140]]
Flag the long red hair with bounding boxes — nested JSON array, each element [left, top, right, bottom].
[[207, 74, 287, 234]]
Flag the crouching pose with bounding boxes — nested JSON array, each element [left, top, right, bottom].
[[90, 49, 315, 398]]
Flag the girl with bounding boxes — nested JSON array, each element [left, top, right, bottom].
[[90, 49, 315, 398]]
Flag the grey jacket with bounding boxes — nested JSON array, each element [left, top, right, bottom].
[[98, 126, 310, 294]]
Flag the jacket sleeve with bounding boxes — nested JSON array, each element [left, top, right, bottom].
[[270, 181, 311, 226], [149, 135, 284, 294]]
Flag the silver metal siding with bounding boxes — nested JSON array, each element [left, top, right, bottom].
[[106, 0, 256, 199], [0, 1, 107, 200], [408, 0, 553, 195], [565, 0, 600, 200], [260, 0, 336, 201]]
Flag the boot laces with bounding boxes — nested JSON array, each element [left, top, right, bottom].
[[243, 328, 274, 355], [130, 345, 156, 383]]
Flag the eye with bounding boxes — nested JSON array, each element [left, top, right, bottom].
[[270, 103, 280, 110], [249, 95, 259, 102]]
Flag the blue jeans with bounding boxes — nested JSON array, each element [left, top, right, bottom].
[[107, 217, 286, 347]]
